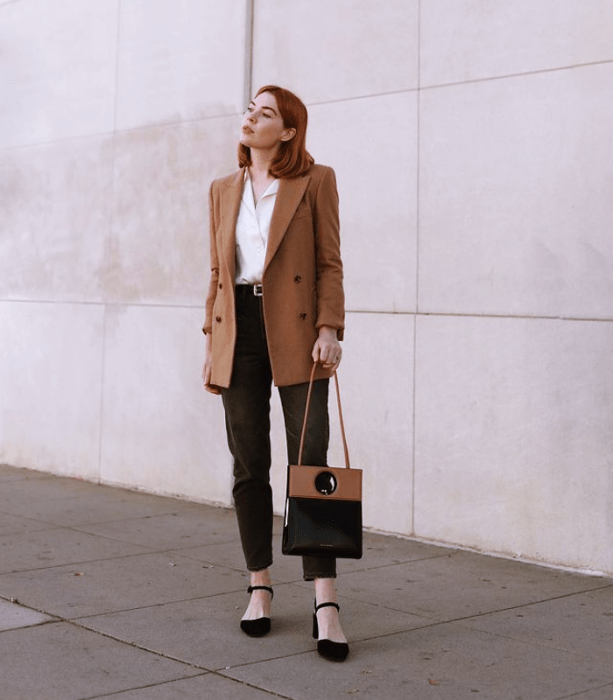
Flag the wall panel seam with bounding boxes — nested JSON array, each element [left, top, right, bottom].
[[243, 0, 254, 109], [411, 0, 422, 537], [0, 113, 243, 153], [1, 301, 613, 325], [100, 0, 122, 485], [421, 58, 613, 92], [97, 306, 108, 485], [112, 0, 122, 134], [305, 88, 419, 108]]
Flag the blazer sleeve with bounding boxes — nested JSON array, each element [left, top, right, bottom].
[[313, 166, 345, 340], [203, 182, 219, 335]]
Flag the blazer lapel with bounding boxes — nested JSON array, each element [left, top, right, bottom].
[[264, 175, 310, 270], [219, 169, 245, 283]]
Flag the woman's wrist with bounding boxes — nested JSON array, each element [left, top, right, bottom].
[[318, 325, 338, 339]]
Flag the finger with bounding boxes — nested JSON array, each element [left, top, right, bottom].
[[203, 367, 221, 395], [312, 341, 321, 364], [321, 348, 341, 367], [318, 343, 333, 364], [203, 364, 213, 387]]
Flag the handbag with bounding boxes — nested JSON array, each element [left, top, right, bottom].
[[282, 363, 363, 559]]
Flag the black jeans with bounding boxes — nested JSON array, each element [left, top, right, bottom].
[[221, 288, 336, 580]]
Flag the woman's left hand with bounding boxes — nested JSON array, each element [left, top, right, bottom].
[[312, 326, 342, 371]]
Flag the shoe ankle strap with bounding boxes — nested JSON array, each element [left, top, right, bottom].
[[315, 601, 340, 613], [248, 585, 274, 599]]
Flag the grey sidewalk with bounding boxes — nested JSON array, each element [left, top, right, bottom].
[[0, 464, 612, 700]]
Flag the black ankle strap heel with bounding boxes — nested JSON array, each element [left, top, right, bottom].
[[313, 601, 349, 661], [240, 586, 273, 637]]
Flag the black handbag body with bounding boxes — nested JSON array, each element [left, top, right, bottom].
[[283, 493, 362, 558], [282, 366, 363, 559]]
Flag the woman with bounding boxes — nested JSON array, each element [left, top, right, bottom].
[[202, 86, 347, 660]]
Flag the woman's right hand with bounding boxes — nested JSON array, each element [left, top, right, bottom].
[[202, 335, 221, 395]]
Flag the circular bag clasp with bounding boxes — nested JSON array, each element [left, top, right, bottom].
[[314, 470, 337, 496]]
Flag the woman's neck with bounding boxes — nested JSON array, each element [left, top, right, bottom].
[[249, 150, 275, 206], [248, 149, 278, 204], [249, 147, 277, 180]]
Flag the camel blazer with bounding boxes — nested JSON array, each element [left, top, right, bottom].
[[203, 163, 345, 388]]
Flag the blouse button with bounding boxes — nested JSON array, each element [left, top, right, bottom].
[[215, 316, 222, 323], [219, 283, 223, 289]]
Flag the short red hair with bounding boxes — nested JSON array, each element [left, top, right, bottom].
[[238, 85, 314, 178]]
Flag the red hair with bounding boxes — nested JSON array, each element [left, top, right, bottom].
[[238, 85, 314, 178]]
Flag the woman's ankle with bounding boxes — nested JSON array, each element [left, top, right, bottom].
[[249, 568, 272, 588], [314, 576, 337, 605]]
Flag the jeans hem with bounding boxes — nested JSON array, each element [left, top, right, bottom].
[[303, 573, 337, 582], [247, 562, 273, 573]]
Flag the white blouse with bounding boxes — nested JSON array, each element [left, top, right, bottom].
[[234, 170, 279, 285]]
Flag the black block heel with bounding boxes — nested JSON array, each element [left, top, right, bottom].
[[240, 585, 273, 637], [313, 601, 349, 661]]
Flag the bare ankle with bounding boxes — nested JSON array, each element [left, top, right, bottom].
[[249, 569, 272, 587], [314, 576, 337, 605]]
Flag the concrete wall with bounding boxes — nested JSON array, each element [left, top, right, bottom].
[[1, 0, 612, 576]]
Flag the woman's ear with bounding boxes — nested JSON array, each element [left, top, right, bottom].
[[280, 127, 297, 142]]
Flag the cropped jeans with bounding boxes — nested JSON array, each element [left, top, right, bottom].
[[221, 286, 336, 580]]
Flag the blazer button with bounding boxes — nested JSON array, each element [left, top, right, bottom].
[[294, 275, 302, 283], [300, 312, 307, 320], [215, 316, 222, 323], [219, 283, 223, 289]]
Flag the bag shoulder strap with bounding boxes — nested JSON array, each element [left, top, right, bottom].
[[298, 363, 351, 468]]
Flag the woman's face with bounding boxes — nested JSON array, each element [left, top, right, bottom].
[[240, 92, 295, 152]]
